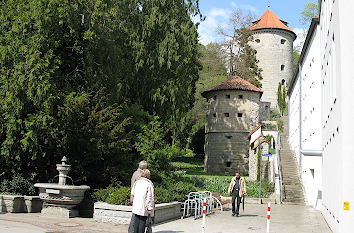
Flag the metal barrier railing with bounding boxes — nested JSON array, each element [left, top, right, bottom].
[[181, 191, 222, 219]]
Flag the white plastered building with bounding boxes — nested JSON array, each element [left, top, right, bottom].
[[288, 0, 354, 232]]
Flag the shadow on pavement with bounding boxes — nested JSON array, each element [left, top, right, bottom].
[[238, 214, 258, 217], [154, 231, 184, 233]]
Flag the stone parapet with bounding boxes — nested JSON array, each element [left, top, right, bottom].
[[94, 201, 182, 225], [0, 195, 42, 213]]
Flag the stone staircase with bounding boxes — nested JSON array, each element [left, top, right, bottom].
[[279, 116, 305, 204]]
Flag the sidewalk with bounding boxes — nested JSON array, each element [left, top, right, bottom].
[[152, 204, 332, 233], [0, 212, 129, 233], [0, 204, 331, 233]]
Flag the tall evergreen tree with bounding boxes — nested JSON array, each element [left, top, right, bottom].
[[0, 0, 202, 185]]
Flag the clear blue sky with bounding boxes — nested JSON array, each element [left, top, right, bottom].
[[196, 0, 313, 46]]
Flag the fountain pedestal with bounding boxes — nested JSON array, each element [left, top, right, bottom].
[[34, 157, 90, 218]]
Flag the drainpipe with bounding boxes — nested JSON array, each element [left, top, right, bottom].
[[299, 63, 303, 174], [300, 150, 323, 156]]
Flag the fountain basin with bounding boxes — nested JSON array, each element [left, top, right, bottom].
[[34, 183, 90, 207]]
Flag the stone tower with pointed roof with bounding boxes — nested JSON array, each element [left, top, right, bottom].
[[202, 76, 265, 174], [250, 9, 296, 109]]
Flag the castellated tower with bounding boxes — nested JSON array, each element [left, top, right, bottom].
[[202, 76, 263, 175], [249, 9, 296, 109]]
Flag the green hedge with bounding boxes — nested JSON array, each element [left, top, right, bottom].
[[94, 176, 275, 205], [0, 173, 36, 195]]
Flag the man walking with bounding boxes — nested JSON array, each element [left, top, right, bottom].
[[228, 172, 246, 217], [128, 160, 147, 233]]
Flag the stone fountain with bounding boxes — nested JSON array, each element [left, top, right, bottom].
[[34, 156, 90, 218]]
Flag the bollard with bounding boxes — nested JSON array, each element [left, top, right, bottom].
[[202, 198, 206, 233], [266, 202, 270, 233]]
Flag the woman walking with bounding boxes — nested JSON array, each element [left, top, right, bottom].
[[131, 169, 154, 233]]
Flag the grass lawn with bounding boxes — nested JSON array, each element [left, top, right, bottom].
[[171, 159, 274, 198]]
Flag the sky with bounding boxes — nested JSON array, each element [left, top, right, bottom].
[[195, 0, 313, 48]]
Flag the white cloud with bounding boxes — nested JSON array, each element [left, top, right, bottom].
[[196, 8, 232, 45], [231, 2, 238, 8], [293, 28, 307, 51], [240, 4, 259, 13], [196, 3, 259, 45]]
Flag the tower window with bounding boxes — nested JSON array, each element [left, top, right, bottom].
[[237, 113, 243, 118], [213, 113, 216, 117], [281, 65, 285, 71], [226, 162, 232, 167], [226, 94, 230, 99], [281, 39, 286, 44], [224, 113, 230, 117], [226, 135, 232, 139], [255, 39, 260, 43], [238, 95, 243, 99], [281, 79, 285, 85]]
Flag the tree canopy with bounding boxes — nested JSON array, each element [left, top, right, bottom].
[[0, 0, 201, 187], [217, 9, 263, 87], [300, 1, 319, 27]]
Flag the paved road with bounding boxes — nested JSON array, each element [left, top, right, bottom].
[[153, 204, 332, 233], [0, 204, 331, 233]]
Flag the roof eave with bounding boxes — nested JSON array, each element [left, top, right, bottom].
[[201, 88, 263, 98], [251, 27, 297, 40], [287, 17, 320, 96]]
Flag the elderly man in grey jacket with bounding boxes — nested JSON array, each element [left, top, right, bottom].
[[128, 160, 147, 233]]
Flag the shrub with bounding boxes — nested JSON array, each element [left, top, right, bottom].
[[246, 180, 274, 198], [94, 186, 131, 205], [154, 187, 171, 204], [0, 173, 36, 195], [94, 185, 176, 205], [165, 181, 199, 202], [203, 178, 230, 196]]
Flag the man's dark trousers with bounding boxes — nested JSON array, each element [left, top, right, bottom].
[[232, 190, 241, 215]]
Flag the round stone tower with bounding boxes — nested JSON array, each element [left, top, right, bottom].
[[202, 76, 263, 175], [249, 9, 296, 109]]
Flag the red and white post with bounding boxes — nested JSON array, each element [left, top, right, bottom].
[[266, 202, 271, 233], [202, 198, 206, 233]]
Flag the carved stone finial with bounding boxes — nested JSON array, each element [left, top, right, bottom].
[[61, 156, 68, 165]]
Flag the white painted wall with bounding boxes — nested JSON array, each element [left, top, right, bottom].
[[320, 0, 354, 232], [289, 1, 354, 231], [288, 22, 322, 210]]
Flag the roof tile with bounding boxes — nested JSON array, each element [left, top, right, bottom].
[[201, 76, 262, 97], [250, 9, 295, 35]]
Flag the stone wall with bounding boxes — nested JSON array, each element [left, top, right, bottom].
[[0, 195, 42, 213], [94, 202, 182, 225], [205, 90, 261, 132], [204, 90, 261, 175], [250, 30, 295, 109], [205, 132, 249, 175], [259, 101, 271, 121]]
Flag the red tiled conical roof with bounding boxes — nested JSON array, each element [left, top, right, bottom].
[[250, 9, 296, 37], [201, 76, 263, 98]]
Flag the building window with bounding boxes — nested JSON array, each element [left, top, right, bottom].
[[281, 79, 285, 85], [281, 65, 285, 71], [310, 169, 315, 178], [226, 135, 232, 139], [255, 39, 260, 43], [226, 162, 232, 167], [224, 113, 230, 117], [226, 94, 230, 99], [238, 95, 243, 99], [237, 113, 243, 118], [281, 39, 286, 44], [213, 113, 216, 117]]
